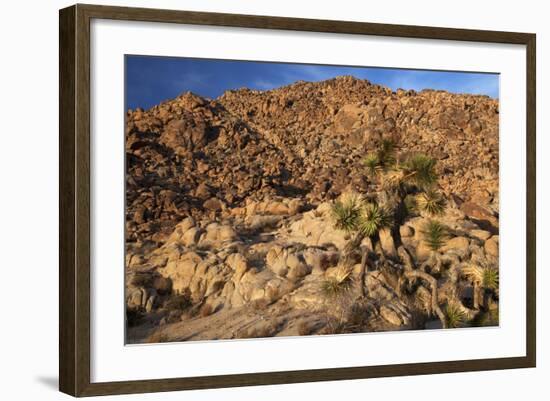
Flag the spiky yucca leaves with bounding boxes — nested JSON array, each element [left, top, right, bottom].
[[416, 189, 446, 216], [421, 220, 448, 251], [482, 267, 499, 290], [358, 202, 393, 237], [331, 194, 362, 233], [321, 267, 355, 298], [445, 303, 466, 328], [463, 263, 499, 291], [363, 153, 380, 176], [401, 154, 438, 189]]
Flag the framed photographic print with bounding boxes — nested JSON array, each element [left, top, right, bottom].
[[59, 3, 536, 397]]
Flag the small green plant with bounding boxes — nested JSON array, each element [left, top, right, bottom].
[[321, 267, 354, 298], [445, 303, 466, 328], [482, 267, 499, 291], [363, 153, 380, 176], [358, 202, 393, 237], [331, 194, 362, 233], [416, 189, 446, 215], [421, 220, 448, 251]]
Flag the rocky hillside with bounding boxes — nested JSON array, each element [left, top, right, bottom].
[[126, 76, 498, 245], [125, 76, 499, 343]]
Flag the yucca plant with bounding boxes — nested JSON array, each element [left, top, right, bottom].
[[416, 189, 446, 216], [363, 153, 381, 176], [421, 220, 448, 251], [445, 303, 466, 328], [358, 202, 393, 237], [321, 267, 355, 298], [483, 267, 499, 290], [401, 154, 438, 189], [463, 263, 499, 291], [462, 262, 499, 310], [331, 194, 362, 233]]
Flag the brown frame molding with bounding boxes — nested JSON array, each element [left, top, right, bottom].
[[59, 3, 536, 397]]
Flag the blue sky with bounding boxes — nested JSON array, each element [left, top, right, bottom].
[[126, 55, 499, 110]]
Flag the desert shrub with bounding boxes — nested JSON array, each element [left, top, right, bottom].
[[321, 268, 354, 298]]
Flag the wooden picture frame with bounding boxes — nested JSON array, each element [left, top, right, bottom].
[[59, 3, 536, 397]]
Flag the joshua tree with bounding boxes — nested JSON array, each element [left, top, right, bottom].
[[331, 139, 447, 298], [331, 193, 392, 296]]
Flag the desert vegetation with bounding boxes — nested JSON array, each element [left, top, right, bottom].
[[125, 76, 499, 343]]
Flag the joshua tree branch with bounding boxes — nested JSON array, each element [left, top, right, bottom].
[[397, 246, 446, 328], [359, 246, 370, 297], [403, 270, 447, 328]]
